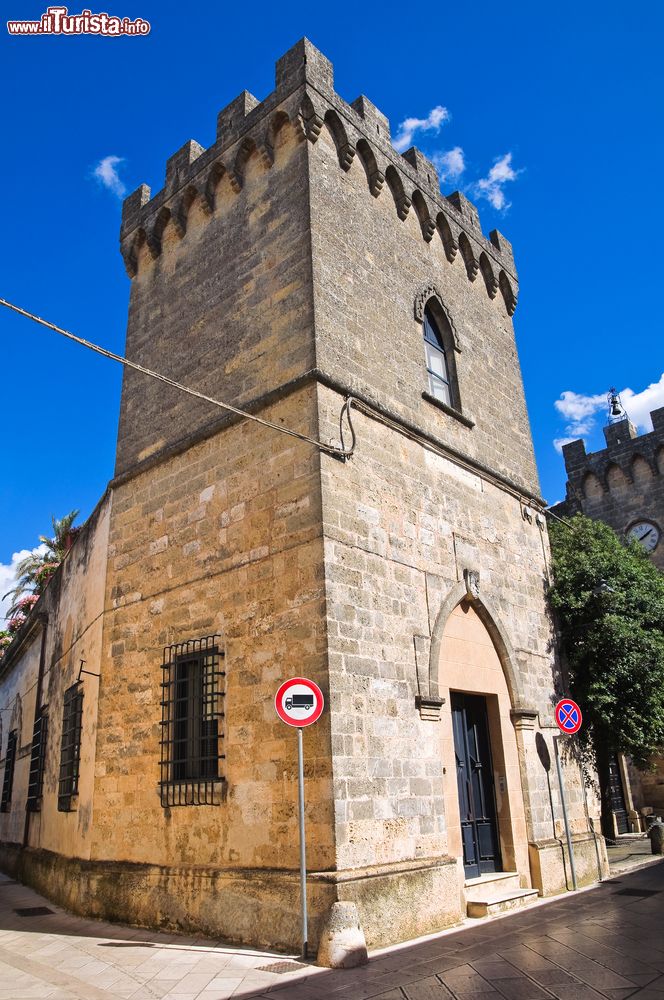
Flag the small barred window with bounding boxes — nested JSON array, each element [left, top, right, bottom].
[[160, 635, 225, 807], [0, 730, 18, 813], [58, 684, 83, 811], [27, 710, 48, 812]]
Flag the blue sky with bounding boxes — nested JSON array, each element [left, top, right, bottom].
[[1, 1, 663, 605]]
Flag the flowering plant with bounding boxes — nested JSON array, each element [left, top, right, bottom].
[[35, 563, 60, 587], [7, 615, 26, 634], [3, 510, 80, 617], [16, 595, 39, 615]]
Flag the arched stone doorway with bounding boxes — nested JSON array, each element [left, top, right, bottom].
[[438, 600, 530, 884]]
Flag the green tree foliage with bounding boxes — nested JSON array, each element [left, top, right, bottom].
[[548, 514, 664, 770], [3, 510, 80, 621]]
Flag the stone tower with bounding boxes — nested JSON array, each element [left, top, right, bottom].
[[0, 39, 606, 956], [552, 407, 664, 571]]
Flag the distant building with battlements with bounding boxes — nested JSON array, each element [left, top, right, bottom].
[[551, 407, 664, 571]]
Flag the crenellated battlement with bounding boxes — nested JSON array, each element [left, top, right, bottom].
[[120, 38, 518, 315], [557, 408, 664, 504]]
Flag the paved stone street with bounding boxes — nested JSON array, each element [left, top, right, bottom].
[[1, 859, 664, 1000], [605, 836, 653, 875]]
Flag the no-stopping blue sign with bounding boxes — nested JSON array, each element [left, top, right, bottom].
[[555, 698, 583, 735]]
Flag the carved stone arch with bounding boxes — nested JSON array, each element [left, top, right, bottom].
[[128, 226, 158, 275], [172, 191, 190, 237], [414, 284, 461, 352], [232, 136, 271, 188], [120, 239, 138, 278], [604, 461, 630, 491], [657, 445, 664, 475], [385, 165, 411, 220], [479, 251, 499, 299], [499, 270, 518, 316], [458, 232, 479, 281], [156, 203, 182, 248], [322, 109, 355, 171], [173, 183, 210, 237], [297, 92, 324, 142], [411, 190, 436, 242], [582, 470, 603, 499], [424, 576, 527, 716], [631, 453, 655, 479], [436, 212, 458, 263], [203, 161, 229, 211], [151, 206, 172, 250], [265, 109, 295, 160], [355, 137, 384, 196]]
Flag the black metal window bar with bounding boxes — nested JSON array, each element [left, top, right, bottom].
[[160, 634, 225, 807], [27, 710, 48, 812], [58, 684, 83, 812], [0, 730, 18, 813]]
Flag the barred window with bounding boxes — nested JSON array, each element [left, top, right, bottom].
[[58, 684, 83, 812], [0, 730, 18, 813], [27, 710, 48, 812], [160, 635, 225, 807]]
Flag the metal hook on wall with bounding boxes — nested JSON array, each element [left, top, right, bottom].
[[77, 659, 101, 682]]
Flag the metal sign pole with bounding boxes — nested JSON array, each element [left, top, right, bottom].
[[275, 676, 323, 962], [297, 727, 308, 960], [554, 734, 578, 890]]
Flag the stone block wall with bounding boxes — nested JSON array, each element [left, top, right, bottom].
[[0, 494, 110, 858], [115, 104, 314, 477], [94, 386, 333, 875], [316, 388, 600, 923], [309, 122, 537, 497]]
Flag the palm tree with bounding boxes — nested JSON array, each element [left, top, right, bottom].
[[3, 510, 80, 621]]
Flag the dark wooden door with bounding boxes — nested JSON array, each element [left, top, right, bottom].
[[452, 692, 501, 878], [608, 754, 629, 834]]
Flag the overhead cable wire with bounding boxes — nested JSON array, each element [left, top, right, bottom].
[[0, 297, 571, 525], [0, 298, 355, 460]]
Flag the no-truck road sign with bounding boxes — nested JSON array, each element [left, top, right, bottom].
[[275, 677, 324, 728]]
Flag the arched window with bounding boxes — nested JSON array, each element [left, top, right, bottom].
[[423, 307, 452, 406]]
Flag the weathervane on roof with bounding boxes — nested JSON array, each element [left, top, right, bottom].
[[607, 387, 628, 424]]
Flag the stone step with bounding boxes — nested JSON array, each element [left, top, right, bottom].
[[467, 888, 539, 919], [464, 871, 522, 902]]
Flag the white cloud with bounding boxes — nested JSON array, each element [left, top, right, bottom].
[[432, 146, 465, 182], [394, 106, 450, 153], [0, 546, 46, 624], [93, 155, 127, 198], [553, 437, 578, 454], [620, 374, 664, 430], [554, 389, 607, 436], [552, 372, 664, 451], [474, 152, 520, 210]]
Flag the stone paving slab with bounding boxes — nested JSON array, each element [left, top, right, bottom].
[[1, 861, 664, 999]]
